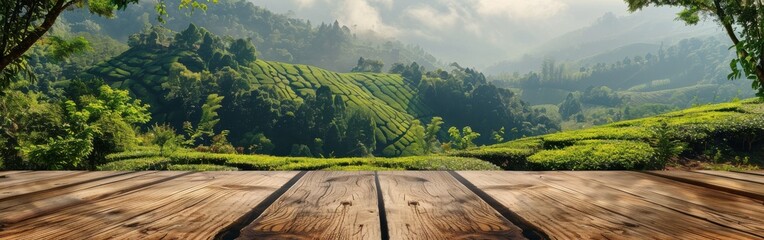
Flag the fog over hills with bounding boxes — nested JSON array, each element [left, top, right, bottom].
[[250, 0, 723, 72]]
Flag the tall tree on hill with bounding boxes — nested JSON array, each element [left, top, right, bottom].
[[625, 0, 764, 96], [0, 0, 215, 90]]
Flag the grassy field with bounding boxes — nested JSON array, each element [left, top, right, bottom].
[[453, 99, 764, 170], [99, 148, 499, 171]]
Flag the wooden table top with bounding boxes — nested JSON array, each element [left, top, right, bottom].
[[1, 170, 762, 239]]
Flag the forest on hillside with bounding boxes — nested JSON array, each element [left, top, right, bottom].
[[1, 20, 558, 170], [1, 0, 762, 172], [490, 36, 754, 130]]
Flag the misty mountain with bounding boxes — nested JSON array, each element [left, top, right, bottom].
[[485, 9, 722, 74]]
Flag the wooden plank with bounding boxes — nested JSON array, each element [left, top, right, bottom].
[[0, 171, 182, 225], [569, 171, 764, 237], [0, 171, 29, 176], [0, 171, 129, 201], [0, 171, 84, 189], [649, 170, 764, 200], [239, 171, 380, 239], [378, 171, 524, 239], [0, 171, 296, 240], [741, 170, 764, 176], [693, 170, 764, 184], [459, 171, 759, 239]]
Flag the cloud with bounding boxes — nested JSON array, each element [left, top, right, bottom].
[[247, 0, 650, 66], [294, 0, 317, 8], [333, 0, 399, 36], [405, 5, 460, 30], [475, 0, 568, 20]]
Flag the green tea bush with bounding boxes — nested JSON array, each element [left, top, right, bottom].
[[451, 148, 537, 170], [166, 164, 238, 171], [97, 157, 170, 170], [542, 126, 652, 148], [527, 140, 658, 170], [104, 150, 161, 162]]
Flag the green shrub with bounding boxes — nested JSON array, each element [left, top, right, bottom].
[[105, 150, 161, 162], [451, 148, 537, 170], [527, 140, 658, 170], [97, 157, 170, 170], [541, 126, 652, 149], [167, 164, 238, 171], [26, 137, 93, 170], [372, 156, 500, 170]]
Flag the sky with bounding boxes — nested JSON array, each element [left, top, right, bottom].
[[249, 0, 718, 68]]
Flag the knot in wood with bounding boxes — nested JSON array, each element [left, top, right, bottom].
[[407, 200, 419, 206], [341, 201, 352, 206]]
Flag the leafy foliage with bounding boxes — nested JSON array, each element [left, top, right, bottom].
[[527, 140, 657, 170], [82, 25, 554, 157], [455, 99, 764, 170], [100, 150, 500, 171], [625, 0, 764, 97], [59, 0, 440, 72]]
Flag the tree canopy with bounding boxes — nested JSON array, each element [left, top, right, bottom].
[[625, 0, 764, 96], [0, 0, 215, 90]]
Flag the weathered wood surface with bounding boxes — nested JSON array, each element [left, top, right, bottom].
[[693, 170, 764, 184], [1, 170, 763, 240], [458, 171, 764, 239], [0, 171, 28, 176], [0, 171, 85, 189], [649, 170, 764, 200], [0, 171, 296, 240], [571, 171, 764, 237], [378, 171, 524, 239], [741, 170, 764, 176], [239, 171, 381, 240]]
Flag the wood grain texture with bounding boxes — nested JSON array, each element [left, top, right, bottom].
[[239, 171, 380, 240], [0, 171, 159, 224], [649, 170, 764, 200], [0, 171, 84, 189], [741, 170, 764, 176], [0, 171, 28, 176], [0, 171, 131, 201], [378, 171, 524, 240], [0, 171, 295, 240], [568, 171, 764, 237], [692, 170, 764, 184], [459, 171, 759, 239]]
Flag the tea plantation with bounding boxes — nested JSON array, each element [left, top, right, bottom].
[[99, 148, 499, 171], [453, 99, 764, 170], [88, 46, 431, 157], [100, 99, 764, 171]]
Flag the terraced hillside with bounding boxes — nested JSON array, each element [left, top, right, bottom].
[[87, 37, 431, 157], [455, 99, 764, 170]]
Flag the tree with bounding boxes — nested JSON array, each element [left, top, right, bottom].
[[492, 127, 505, 144], [424, 116, 444, 153], [559, 93, 583, 120], [625, 0, 764, 96], [351, 57, 384, 73], [162, 62, 202, 117], [651, 121, 687, 167], [184, 94, 223, 145], [0, 0, 216, 89], [447, 126, 481, 150], [408, 120, 426, 155], [229, 38, 257, 64], [149, 123, 183, 155], [173, 23, 202, 49]]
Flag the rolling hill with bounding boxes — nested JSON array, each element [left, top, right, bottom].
[[454, 99, 764, 170], [87, 39, 430, 157], [100, 99, 764, 171]]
